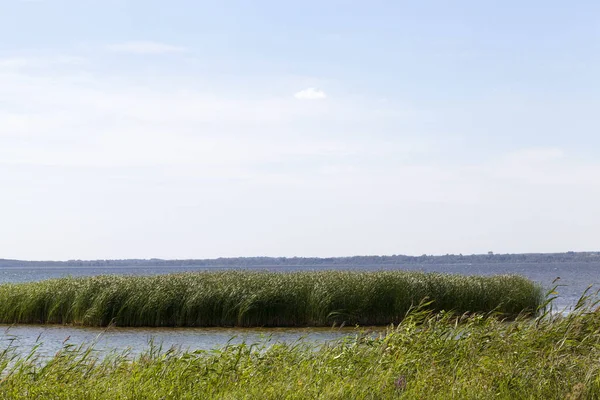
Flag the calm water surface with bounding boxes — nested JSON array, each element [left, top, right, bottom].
[[0, 325, 367, 359], [0, 262, 598, 356]]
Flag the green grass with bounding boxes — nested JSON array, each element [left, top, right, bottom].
[[0, 271, 542, 327], [1, 297, 600, 399]]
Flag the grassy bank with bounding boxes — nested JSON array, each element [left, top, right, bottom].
[[1, 301, 600, 399], [0, 271, 542, 327]]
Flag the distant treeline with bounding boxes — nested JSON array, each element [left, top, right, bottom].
[[1, 251, 599, 268]]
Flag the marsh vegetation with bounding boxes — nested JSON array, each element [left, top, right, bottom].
[[0, 271, 542, 327]]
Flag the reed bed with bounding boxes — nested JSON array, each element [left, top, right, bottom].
[[1, 298, 600, 399], [0, 271, 543, 327]]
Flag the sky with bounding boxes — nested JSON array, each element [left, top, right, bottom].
[[1, 0, 600, 260]]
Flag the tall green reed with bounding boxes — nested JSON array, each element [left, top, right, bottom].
[[0, 271, 543, 327]]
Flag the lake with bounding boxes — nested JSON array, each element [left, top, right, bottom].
[[0, 262, 598, 357], [0, 325, 368, 359]]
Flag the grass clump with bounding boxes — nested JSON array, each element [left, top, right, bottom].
[[0, 271, 543, 327], [1, 299, 600, 399]]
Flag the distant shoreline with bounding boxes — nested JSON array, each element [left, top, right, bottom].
[[2, 251, 600, 268]]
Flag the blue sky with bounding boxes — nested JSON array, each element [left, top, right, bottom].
[[1, 1, 599, 260]]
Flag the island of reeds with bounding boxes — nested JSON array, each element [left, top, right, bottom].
[[0, 271, 543, 327]]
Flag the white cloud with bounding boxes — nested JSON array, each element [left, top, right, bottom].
[[294, 87, 327, 100], [106, 41, 186, 55], [0, 56, 84, 69], [504, 148, 564, 163]]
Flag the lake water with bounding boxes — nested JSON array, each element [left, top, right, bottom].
[[0, 325, 367, 359], [0, 262, 598, 357]]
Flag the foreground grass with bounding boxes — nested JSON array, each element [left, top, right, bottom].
[[0, 271, 542, 327], [1, 301, 600, 399]]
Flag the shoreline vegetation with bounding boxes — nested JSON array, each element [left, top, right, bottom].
[[0, 271, 542, 327], [1, 297, 600, 398]]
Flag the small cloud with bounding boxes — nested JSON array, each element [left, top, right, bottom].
[[506, 148, 565, 164], [294, 88, 327, 100], [106, 41, 186, 55], [324, 33, 343, 42]]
